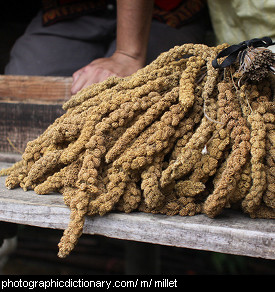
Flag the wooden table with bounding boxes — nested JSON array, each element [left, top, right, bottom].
[[0, 161, 274, 261], [0, 75, 274, 274]]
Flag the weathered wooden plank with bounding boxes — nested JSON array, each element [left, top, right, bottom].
[[0, 162, 274, 259], [0, 75, 72, 102], [0, 152, 21, 163]]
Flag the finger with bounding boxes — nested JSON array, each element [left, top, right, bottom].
[[72, 67, 84, 83], [71, 73, 88, 95]]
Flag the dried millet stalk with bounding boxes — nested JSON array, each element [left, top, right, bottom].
[[58, 190, 89, 257], [242, 111, 266, 215], [88, 169, 128, 217], [34, 156, 83, 195], [260, 89, 275, 210], [4, 163, 28, 190], [160, 117, 216, 188], [23, 112, 70, 162], [116, 180, 141, 213], [141, 154, 165, 210], [178, 55, 205, 106], [175, 180, 205, 216], [169, 85, 204, 161], [160, 57, 220, 186], [250, 205, 275, 219], [242, 86, 274, 217], [203, 81, 251, 218], [189, 77, 232, 184], [0, 160, 25, 177], [264, 121, 275, 209], [175, 180, 205, 197], [229, 161, 252, 206], [112, 87, 181, 172], [23, 149, 63, 191], [190, 128, 230, 183], [201, 49, 223, 123], [105, 90, 178, 163], [159, 50, 226, 188]]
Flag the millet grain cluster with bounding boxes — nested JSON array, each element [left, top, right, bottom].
[[1, 43, 274, 257]]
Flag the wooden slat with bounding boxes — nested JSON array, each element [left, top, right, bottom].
[[0, 75, 72, 102], [0, 162, 274, 260], [0, 152, 21, 163]]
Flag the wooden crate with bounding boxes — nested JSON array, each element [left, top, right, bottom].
[[0, 75, 71, 157]]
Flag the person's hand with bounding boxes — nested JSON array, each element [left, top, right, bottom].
[[71, 0, 154, 95], [71, 51, 144, 94]]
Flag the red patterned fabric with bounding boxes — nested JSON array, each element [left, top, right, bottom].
[[41, 0, 206, 28], [154, 0, 182, 11], [153, 0, 207, 28], [42, 0, 108, 26]]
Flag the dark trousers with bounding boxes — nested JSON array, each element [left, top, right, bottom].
[[5, 10, 207, 76]]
